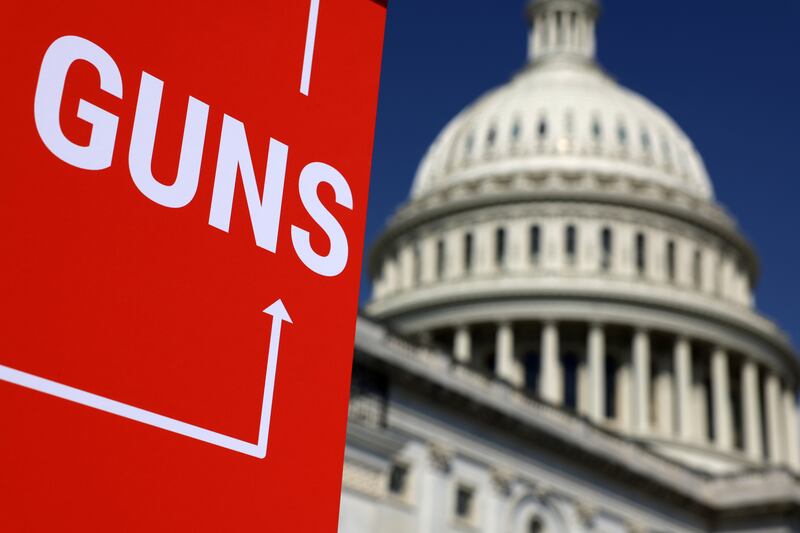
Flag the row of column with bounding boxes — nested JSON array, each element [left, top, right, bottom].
[[375, 224, 752, 307], [449, 321, 800, 469]]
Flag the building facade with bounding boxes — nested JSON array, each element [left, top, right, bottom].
[[339, 1, 800, 531]]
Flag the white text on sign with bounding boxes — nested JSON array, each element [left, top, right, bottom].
[[33, 35, 352, 278]]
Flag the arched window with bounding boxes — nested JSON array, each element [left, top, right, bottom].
[[635, 232, 646, 276], [600, 227, 612, 271], [495, 227, 507, 268], [530, 224, 541, 264], [565, 224, 577, 265], [641, 129, 651, 155], [487, 126, 497, 148], [464, 233, 474, 273], [591, 117, 602, 143], [436, 239, 446, 279], [537, 117, 548, 141], [666, 240, 676, 282], [617, 122, 627, 148], [512, 119, 522, 143]]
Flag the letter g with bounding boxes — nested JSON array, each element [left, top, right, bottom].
[[34, 35, 122, 170]]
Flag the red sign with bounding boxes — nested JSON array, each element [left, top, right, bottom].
[[0, 0, 385, 530]]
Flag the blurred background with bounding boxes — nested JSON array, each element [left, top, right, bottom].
[[341, 1, 800, 531], [363, 0, 800, 336]]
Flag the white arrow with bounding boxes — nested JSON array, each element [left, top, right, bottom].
[[254, 298, 293, 458], [0, 298, 292, 459]]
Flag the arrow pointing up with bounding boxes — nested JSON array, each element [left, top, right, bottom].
[[263, 299, 292, 324], [0, 298, 294, 460], [254, 298, 293, 458]]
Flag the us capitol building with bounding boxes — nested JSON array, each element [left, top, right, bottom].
[[338, 1, 800, 531]]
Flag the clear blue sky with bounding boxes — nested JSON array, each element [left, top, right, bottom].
[[361, 0, 800, 344]]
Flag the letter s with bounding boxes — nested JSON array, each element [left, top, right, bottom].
[[34, 35, 122, 170], [291, 163, 353, 277]]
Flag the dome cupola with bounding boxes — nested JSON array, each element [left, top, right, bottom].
[[526, 0, 600, 64]]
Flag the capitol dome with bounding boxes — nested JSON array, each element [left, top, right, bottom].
[[411, 39, 713, 200], [365, 0, 799, 476]]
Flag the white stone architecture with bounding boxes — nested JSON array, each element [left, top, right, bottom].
[[339, 1, 800, 531]]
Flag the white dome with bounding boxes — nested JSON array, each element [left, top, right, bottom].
[[411, 5, 712, 201], [367, 0, 799, 478]]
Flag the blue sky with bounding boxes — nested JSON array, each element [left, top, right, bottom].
[[361, 0, 800, 343]]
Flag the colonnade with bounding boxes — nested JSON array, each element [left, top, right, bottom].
[[441, 320, 800, 469]]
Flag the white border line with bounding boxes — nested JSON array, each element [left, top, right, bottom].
[[0, 300, 292, 459], [300, 0, 321, 96]]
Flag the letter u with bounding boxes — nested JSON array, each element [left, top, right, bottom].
[[128, 72, 210, 208]]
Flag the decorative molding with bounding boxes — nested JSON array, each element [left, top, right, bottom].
[[428, 442, 454, 473]]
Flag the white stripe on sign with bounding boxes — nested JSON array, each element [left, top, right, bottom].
[[0, 299, 292, 459], [300, 0, 321, 96]]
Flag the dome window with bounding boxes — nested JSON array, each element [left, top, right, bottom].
[[436, 239, 446, 279], [666, 240, 676, 283], [530, 224, 541, 265], [600, 227, 613, 271], [495, 227, 507, 268], [635, 232, 647, 276], [512, 119, 522, 144], [537, 117, 548, 141], [487, 126, 498, 149], [617, 123, 627, 147], [464, 232, 474, 274], [641, 130, 652, 154], [565, 224, 577, 265], [591, 118, 602, 144], [693, 249, 703, 289]]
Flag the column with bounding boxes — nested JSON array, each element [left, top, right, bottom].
[[765, 372, 785, 465], [632, 329, 651, 435], [741, 360, 764, 461], [454, 325, 472, 364], [674, 337, 694, 442], [587, 323, 606, 423], [616, 357, 633, 432], [782, 385, 800, 471], [711, 347, 733, 452], [496, 322, 518, 386], [654, 359, 674, 436], [540, 321, 562, 404]]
